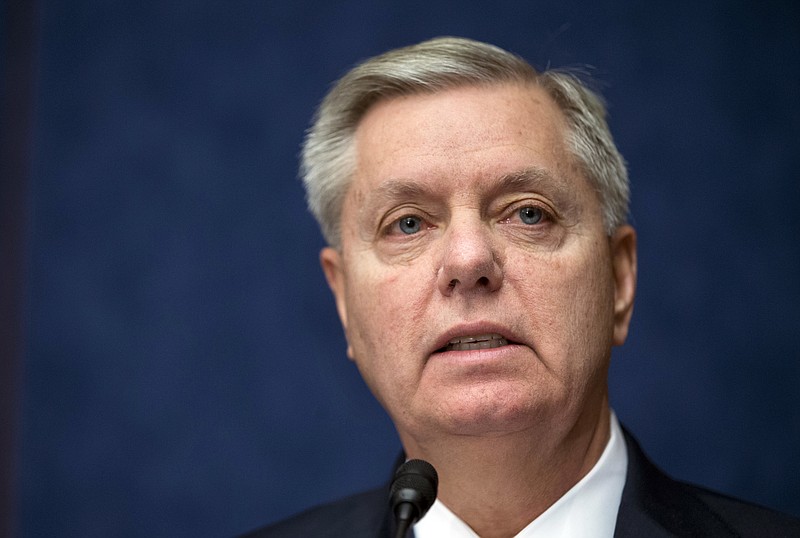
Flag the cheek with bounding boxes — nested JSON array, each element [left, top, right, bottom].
[[342, 256, 435, 386], [508, 247, 615, 367], [353, 254, 434, 323]]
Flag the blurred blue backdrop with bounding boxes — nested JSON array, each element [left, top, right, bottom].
[[17, 0, 800, 536]]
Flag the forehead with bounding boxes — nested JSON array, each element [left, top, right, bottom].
[[351, 83, 576, 190]]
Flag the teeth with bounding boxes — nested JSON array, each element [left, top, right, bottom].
[[445, 333, 509, 351]]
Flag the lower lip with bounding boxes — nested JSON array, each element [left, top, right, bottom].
[[429, 343, 527, 364]]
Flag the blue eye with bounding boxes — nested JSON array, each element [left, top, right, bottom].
[[398, 216, 422, 234], [519, 206, 543, 225]]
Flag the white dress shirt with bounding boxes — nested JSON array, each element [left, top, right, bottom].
[[413, 413, 628, 538]]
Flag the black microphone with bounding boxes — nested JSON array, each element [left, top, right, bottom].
[[390, 459, 438, 538]]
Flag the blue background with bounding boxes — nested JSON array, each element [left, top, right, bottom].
[[18, 0, 799, 536]]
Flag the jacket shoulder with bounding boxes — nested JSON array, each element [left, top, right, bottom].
[[238, 486, 390, 538], [688, 484, 800, 537], [617, 428, 800, 537]]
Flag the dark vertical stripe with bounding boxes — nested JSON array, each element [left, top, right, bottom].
[[1, 0, 38, 536]]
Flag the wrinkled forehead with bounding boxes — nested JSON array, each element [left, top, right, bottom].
[[349, 83, 578, 192], [357, 82, 564, 138]]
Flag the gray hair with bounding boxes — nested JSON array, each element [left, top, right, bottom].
[[301, 36, 629, 248]]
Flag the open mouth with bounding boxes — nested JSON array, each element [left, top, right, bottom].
[[438, 333, 510, 352]]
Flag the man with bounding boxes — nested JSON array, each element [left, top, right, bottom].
[[245, 37, 800, 537]]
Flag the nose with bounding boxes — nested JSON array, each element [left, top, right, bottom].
[[436, 218, 503, 296]]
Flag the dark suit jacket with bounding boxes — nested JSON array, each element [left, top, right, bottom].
[[243, 431, 800, 537]]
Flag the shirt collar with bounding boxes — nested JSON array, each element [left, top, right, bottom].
[[413, 412, 628, 538]]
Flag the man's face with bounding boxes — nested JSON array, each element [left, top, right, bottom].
[[321, 83, 636, 444]]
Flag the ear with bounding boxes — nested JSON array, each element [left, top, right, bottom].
[[610, 225, 637, 346], [320, 247, 354, 359]]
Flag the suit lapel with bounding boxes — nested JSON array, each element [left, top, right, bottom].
[[614, 428, 738, 537]]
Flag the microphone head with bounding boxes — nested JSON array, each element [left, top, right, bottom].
[[390, 459, 439, 521]]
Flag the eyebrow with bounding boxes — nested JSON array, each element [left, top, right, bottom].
[[488, 167, 571, 199], [485, 167, 580, 218], [368, 179, 437, 205], [366, 167, 565, 200], [358, 179, 440, 226], [359, 166, 579, 223]]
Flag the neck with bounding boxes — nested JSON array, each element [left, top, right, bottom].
[[400, 403, 611, 538]]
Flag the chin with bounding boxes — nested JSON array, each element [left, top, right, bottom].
[[424, 387, 555, 438]]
